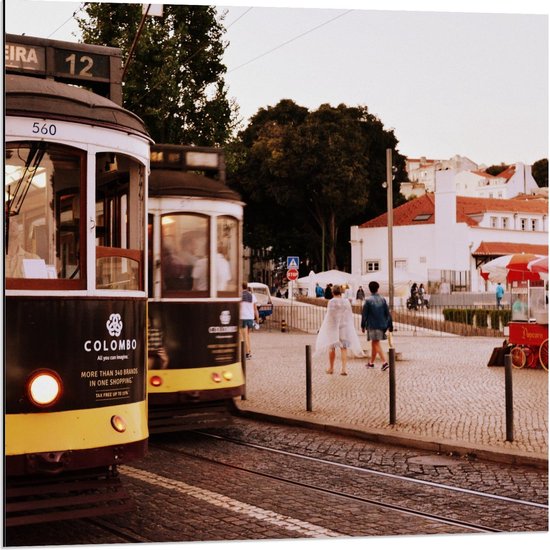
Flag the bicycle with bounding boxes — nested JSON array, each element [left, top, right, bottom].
[[539, 339, 548, 372], [510, 342, 548, 371]]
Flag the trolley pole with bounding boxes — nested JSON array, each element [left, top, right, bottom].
[[389, 347, 396, 425], [305, 345, 313, 411], [504, 353, 513, 441], [241, 341, 247, 401]]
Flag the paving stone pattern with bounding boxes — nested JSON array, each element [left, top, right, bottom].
[[238, 331, 548, 462]]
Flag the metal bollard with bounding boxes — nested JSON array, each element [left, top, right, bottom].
[[389, 347, 396, 425], [505, 353, 513, 441], [306, 344, 312, 411], [240, 340, 246, 401]]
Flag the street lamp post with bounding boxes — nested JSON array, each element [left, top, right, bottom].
[[386, 148, 394, 310]]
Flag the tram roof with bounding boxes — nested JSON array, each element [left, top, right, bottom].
[[6, 74, 151, 139], [149, 169, 241, 201]]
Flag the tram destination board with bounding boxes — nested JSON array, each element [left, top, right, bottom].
[[5, 34, 122, 103]]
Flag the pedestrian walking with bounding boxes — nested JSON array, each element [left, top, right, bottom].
[[315, 285, 363, 375], [324, 283, 333, 300], [356, 285, 365, 305], [240, 282, 260, 360], [361, 281, 393, 371], [496, 282, 504, 309]]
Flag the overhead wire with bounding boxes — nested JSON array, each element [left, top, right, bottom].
[[49, 5, 352, 125], [132, 5, 255, 103], [228, 9, 353, 73], [47, 2, 87, 39], [182, 6, 255, 67], [226, 7, 254, 29]]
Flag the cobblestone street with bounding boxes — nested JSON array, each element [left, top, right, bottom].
[[237, 330, 548, 464]]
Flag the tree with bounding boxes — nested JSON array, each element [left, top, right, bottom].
[[77, 3, 237, 145], [532, 158, 548, 187], [226, 100, 407, 272]]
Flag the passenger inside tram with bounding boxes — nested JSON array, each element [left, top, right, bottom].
[[216, 243, 232, 291], [161, 235, 190, 290], [5, 221, 42, 278]]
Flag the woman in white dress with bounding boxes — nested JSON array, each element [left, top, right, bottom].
[[315, 285, 364, 375]]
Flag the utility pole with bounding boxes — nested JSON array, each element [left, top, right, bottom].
[[386, 148, 394, 310]]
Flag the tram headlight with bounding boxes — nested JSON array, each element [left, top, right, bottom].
[[222, 371, 233, 381], [27, 370, 62, 407]]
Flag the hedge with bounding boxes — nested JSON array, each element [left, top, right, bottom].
[[442, 308, 511, 329]]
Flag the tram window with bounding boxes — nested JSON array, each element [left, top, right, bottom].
[[95, 153, 145, 291], [217, 216, 239, 296], [5, 142, 84, 289], [161, 213, 209, 296]]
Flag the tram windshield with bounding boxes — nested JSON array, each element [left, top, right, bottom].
[[5, 142, 84, 286], [161, 213, 210, 295], [5, 143, 146, 291], [158, 213, 239, 297]]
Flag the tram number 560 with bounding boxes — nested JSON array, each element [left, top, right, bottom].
[[32, 122, 57, 136], [64, 53, 94, 77]]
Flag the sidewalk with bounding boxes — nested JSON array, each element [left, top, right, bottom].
[[235, 330, 548, 468]]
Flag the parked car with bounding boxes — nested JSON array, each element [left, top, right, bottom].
[[248, 282, 273, 322]]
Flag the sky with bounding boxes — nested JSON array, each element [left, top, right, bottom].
[[3, 0, 549, 167]]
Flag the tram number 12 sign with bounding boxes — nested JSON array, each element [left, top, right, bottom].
[[287, 268, 299, 281]]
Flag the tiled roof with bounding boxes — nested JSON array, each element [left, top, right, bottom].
[[457, 195, 548, 215], [497, 165, 516, 180], [472, 170, 499, 179], [472, 242, 548, 256], [360, 194, 435, 228], [360, 193, 548, 228], [471, 166, 515, 181]]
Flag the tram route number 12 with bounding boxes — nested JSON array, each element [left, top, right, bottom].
[[64, 53, 94, 77], [32, 122, 57, 136]]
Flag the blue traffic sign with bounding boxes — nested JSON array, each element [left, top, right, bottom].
[[287, 256, 299, 269]]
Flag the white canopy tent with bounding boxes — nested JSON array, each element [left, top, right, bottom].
[[296, 269, 355, 297], [295, 269, 426, 303]]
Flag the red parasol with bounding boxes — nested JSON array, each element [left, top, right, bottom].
[[527, 255, 548, 277], [480, 253, 544, 283]]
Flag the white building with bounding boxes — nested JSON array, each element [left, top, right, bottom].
[[455, 163, 540, 198], [350, 169, 548, 294], [402, 157, 540, 200], [405, 155, 478, 192]]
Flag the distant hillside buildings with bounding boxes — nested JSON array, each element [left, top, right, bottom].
[[350, 156, 547, 294], [402, 155, 541, 199]]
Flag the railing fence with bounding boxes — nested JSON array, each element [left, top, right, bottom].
[[261, 299, 509, 337]]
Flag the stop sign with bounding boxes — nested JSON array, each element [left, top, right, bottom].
[[287, 268, 299, 281]]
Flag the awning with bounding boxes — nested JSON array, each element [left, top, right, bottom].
[[472, 242, 548, 269]]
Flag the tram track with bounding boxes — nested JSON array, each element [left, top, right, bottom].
[[85, 517, 155, 544], [196, 431, 549, 510], [148, 432, 547, 535]]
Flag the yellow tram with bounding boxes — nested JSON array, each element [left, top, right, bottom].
[[4, 35, 151, 525], [146, 144, 245, 432]]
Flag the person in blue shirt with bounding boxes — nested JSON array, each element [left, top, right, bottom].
[[496, 282, 505, 309], [361, 281, 393, 371], [315, 283, 324, 298]]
